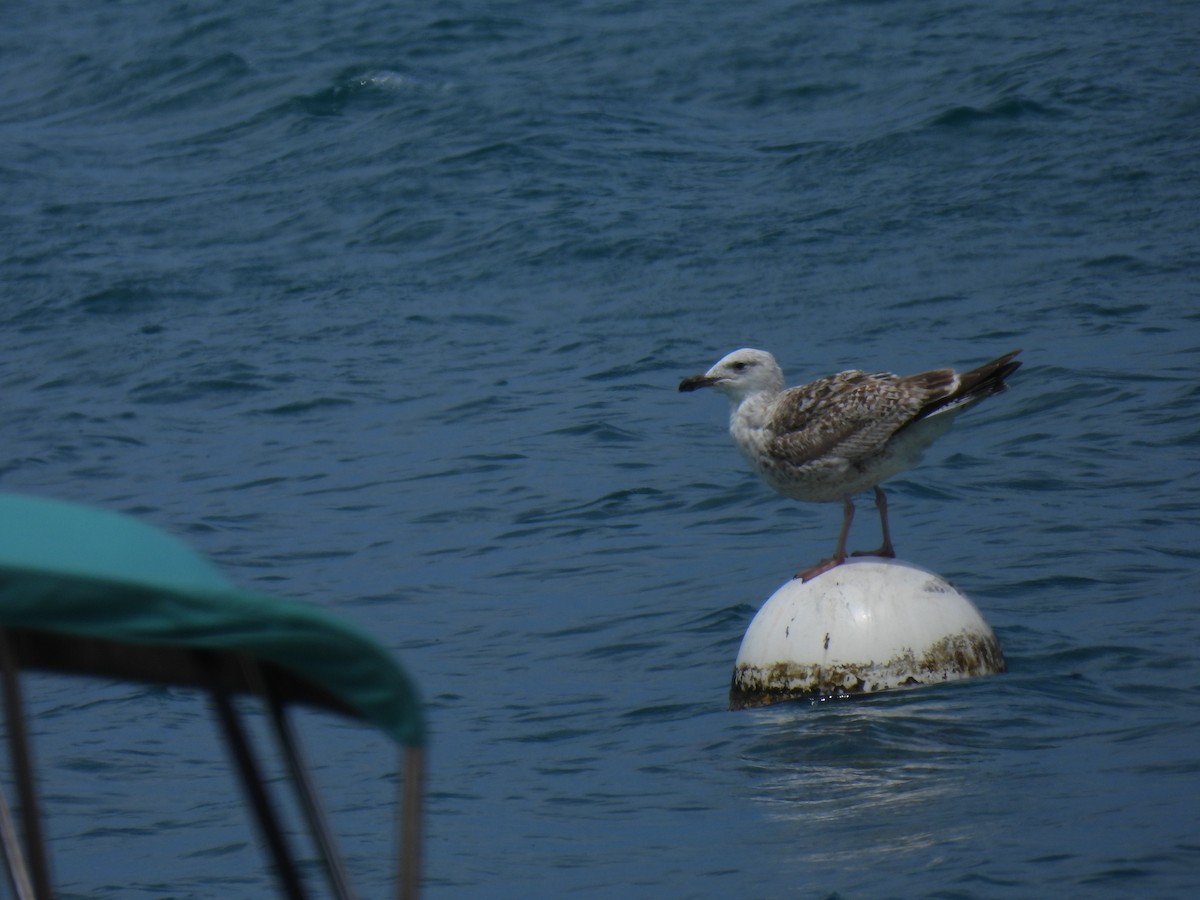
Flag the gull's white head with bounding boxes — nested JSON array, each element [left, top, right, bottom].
[[678, 348, 785, 401]]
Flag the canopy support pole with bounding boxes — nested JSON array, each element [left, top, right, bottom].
[[399, 746, 423, 900], [210, 683, 308, 900], [262, 684, 357, 900], [0, 781, 36, 900], [0, 632, 51, 900]]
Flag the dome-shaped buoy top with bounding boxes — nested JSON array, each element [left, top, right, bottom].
[[730, 558, 1004, 710]]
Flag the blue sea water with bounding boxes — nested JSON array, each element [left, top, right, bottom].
[[2, 0, 1199, 897]]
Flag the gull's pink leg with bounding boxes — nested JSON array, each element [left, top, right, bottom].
[[851, 486, 896, 559], [795, 496, 854, 581]]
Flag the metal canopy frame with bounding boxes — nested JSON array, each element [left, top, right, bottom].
[[0, 626, 422, 900]]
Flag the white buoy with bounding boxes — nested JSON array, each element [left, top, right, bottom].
[[729, 558, 1005, 709]]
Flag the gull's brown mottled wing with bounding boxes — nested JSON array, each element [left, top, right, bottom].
[[764, 368, 958, 466]]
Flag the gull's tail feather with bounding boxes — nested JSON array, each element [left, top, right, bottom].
[[913, 349, 1022, 419]]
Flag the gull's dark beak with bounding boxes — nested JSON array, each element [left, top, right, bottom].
[[678, 374, 717, 392]]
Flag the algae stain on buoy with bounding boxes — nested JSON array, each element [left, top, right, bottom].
[[729, 558, 1005, 710]]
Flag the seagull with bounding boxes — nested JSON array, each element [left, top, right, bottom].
[[679, 348, 1021, 581]]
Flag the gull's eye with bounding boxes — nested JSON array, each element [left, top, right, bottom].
[[730, 361, 749, 372]]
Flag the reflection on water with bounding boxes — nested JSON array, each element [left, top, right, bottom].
[[740, 691, 996, 873]]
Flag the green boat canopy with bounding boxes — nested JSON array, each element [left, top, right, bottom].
[[0, 493, 423, 747]]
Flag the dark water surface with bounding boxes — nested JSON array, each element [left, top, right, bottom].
[[3, 0, 1199, 896]]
